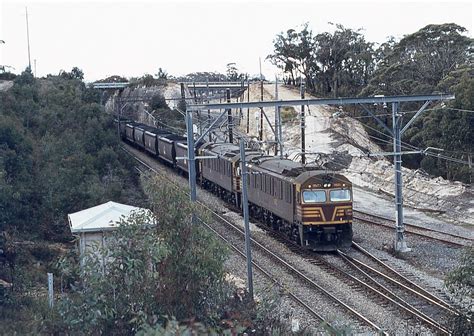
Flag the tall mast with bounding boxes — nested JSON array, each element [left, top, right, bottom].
[[26, 7, 31, 70]]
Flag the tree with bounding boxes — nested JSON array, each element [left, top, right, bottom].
[[226, 62, 238, 81], [143, 175, 228, 322], [150, 93, 168, 110], [155, 67, 168, 80], [360, 23, 473, 182], [54, 174, 230, 334], [268, 23, 375, 95], [56, 210, 166, 334], [362, 23, 472, 96], [70, 67, 84, 80], [267, 28, 301, 86], [313, 23, 374, 96], [0, 71, 142, 239], [59, 67, 84, 80]]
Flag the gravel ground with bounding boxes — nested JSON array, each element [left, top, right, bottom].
[[352, 221, 464, 278], [250, 229, 434, 334], [212, 215, 373, 334], [125, 143, 465, 335], [353, 187, 474, 238]]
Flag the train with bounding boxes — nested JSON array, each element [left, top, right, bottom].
[[119, 120, 353, 251]]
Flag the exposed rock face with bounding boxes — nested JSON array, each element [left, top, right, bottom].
[[0, 80, 13, 92], [105, 83, 181, 126]]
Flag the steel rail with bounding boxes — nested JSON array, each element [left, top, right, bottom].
[[194, 216, 338, 335], [124, 146, 339, 333], [121, 145, 385, 335], [354, 210, 473, 242], [333, 251, 451, 335], [204, 209, 387, 335], [353, 211, 472, 247], [351, 242, 463, 316]]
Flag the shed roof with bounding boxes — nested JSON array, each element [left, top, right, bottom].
[[68, 201, 149, 233]]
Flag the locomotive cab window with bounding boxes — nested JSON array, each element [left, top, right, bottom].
[[302, 190, 326, 203], [329, 189, 351, 202]]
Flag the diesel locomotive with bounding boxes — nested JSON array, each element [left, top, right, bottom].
[[120, 121, 353, 251]]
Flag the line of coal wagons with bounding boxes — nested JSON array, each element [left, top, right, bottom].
[[120, 121, 353, 251]]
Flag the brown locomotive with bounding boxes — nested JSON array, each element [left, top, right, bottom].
[[121, 122, 353, 251], [199, 143, 353, 251]]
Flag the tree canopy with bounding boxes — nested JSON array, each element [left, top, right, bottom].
[[268, 23, 473, 183], [0, 68, 143, 240]]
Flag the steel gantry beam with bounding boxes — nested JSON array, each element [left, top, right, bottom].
[[185, 92, 455, 253], [186, 94, 455, 111]]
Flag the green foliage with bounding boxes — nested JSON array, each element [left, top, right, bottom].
[[150, 93, 168, 110], [0, 71, 16, 80], [59, 67, 84, 80], [95, 75, 129, 83], [0, 69, 143, 240], [178, 72, 227, 82], [280, 106, 298, 123], [446, 247, 473, 301], [268, 23, 472, 182], [268, 23, 374, 95], [445, 247, 473, 334], [52, 176, 232, 334], [55, 210, 165, 335], [226, 63, 245, 81], [143, 175, 229, 323], [363, 23, 471, 96], [130, 74, 167, 88], [155, 68, 168, 80]]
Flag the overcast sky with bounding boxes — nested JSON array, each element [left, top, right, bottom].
[[1, 0, 472, 82]]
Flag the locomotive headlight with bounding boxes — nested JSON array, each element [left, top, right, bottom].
[[345, 209, 353, 216]]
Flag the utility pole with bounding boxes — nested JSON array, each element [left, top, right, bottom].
[[180, 83, 186, 109], [193, 82, 202, 135], [227, 88, 233, 143], [25, 7, 31, 70], [259, 58, 264, 141], [274, 76, 283, 157], [34, 59, 37, 77], [300, 82, 306, 164], [207, 79, 211, 142], [240, 138, 254, 300], [185, 110, 197, 201], [240, 80, 244, 122], [277, 79, 283, 158], [392, 102, 409, 252], [246, 77, 250, 134]]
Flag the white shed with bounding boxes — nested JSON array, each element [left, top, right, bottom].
[[68, 201, 149, 258]]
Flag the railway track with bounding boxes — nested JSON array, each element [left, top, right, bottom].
[[267, 230, 457, 335], [122, 145, 385, 334], [338, 243, 463, 334], [354, 210, 473, 247], [123, 144, 462, 334]]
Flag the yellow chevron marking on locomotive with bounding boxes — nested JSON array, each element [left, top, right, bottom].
[[331, 206, 352, 221], [297, 207, 326, 221]]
